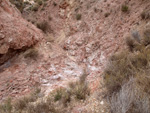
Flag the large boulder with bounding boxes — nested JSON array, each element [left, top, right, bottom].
[[0, 0, 43, 63]]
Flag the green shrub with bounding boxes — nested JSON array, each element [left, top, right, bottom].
[[53, 73, 90, 102], [121, 4, 129, 12], [54, 88, 64, 101], [69, 72, 90, 100], [76, 14, 82, 20]]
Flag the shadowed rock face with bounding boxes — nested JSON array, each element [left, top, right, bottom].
[[0, 0, 43, 64]]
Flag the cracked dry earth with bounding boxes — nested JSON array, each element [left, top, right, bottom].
[[0, 0, 150, 112]]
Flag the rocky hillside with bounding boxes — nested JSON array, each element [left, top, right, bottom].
[[0, 0, 43, 100], [0, 0, 150, 112], [23, 0, 150, 92], [0, 0, 43, 64]]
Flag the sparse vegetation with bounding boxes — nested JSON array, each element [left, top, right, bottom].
[[9, 0, 24, 13], [0, 98, 12, 113], [104, 12, 110, 17], [36, 21, 51, 33], [48, 16, 52, 21], [141, 10, 150, 19], [142, 28, 150, 46], [104, 28, 150, 113], [53, 2, 57, 6], [43, 2, 47, 7], [31, 4, 39, 11], [54, 88, 64, 101], [53, 72, 90, 104], [37, 0, 43, 6], [0, 88, 41, 113], [0, 73, 90, 113], [24, 48, 39, 60], [94, 7, 98, 13], [121, 4, 129, 13], [76, 14, 82, 20]]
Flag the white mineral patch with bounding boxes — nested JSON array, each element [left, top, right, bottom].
[[42, 83, 52, 86], [64, 70, 73, 74], [41, 79, 48, 84], [49, 64, 56, 71], [100, 52, 105, 63], [88, 65, 98, 71], [51, 74, 63, 80], [100, 101, 104, 105]]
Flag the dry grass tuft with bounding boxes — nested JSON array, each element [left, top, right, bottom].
[[141, 10, 150, 20], [24, 48, 39, 60], [0, 98, 12, 113], [104, 28, 150, 113], [9, 0, 24, 13], [76, 14, 82, 20], [121, 4, 129, 13], [142, 28, 150, 46], [36, 21, 52, 33]]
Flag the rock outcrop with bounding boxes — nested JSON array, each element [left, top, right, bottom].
[[0, 0, 43, 64]]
